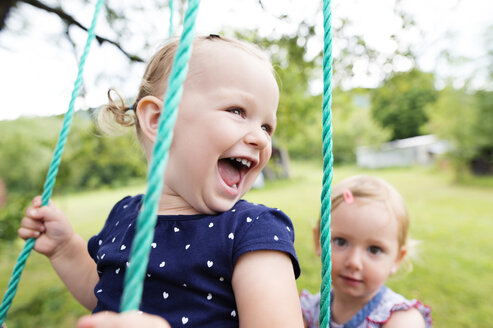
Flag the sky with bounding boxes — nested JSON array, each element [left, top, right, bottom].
[[0, 0, 491, 121]]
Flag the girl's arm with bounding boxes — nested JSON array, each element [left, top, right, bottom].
[[232, 250, 304, 328], [49, 233, 99, 310], [77, 311, 171, 328], [382, 308, 426, 328]]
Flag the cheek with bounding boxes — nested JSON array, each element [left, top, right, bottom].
[[259, 146, 272, 167]]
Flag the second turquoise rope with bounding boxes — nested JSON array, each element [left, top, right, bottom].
[[319, 0, 334, 327]]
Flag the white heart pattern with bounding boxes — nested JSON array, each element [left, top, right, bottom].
[[208, 222, 214, 228], [159, 261, 165, 268], [182, 317, 189, 324], [185, 244, 190, 250], [174, 227, 180, 232], [163, 292, 169, 299], [98, 239, 102, 246], [207, 260, 213, 268], [120, 244, 126, 251], [115, 268, 120, 274], [228, 233, 234, 240], [207, 293, 212, 300], [246, 217, 252, 223], [231, 310, 236, 317], [274, 235, 279, 241], [151, 242, 157, 248]]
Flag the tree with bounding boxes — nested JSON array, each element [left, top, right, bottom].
[[245, 25, 323, 159], [331, 88, 390, 164], [1, 0, 420, 85], [424, 86, 481, 177], [0, 0, 158, 62], [371, 69, 437, 140], [0, 113, 147, 244], [471, 90, 493, 174]]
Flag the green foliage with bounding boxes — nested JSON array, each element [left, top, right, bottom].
[[0, 117, 59, 243], [425, 87, 493, 177], [57, 123, 147, 191], [332, 88, 390, 164], [473, 90, 493, 172], [6, 287, 88, 328], [0, 113, 147, 243], [372, 69, 438, 140], [237, 27, 324, 159]]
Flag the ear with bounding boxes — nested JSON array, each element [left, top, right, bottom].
[[391, 246, 407, 275], [136, 95, 164, 144], [312, 225, 322, 258]]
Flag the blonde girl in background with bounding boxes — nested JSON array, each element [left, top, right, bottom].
[[300, 175, 432, 328], [19, 35, 303, 328]]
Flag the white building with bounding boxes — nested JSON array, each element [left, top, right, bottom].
[[356, 135, 450, 169]]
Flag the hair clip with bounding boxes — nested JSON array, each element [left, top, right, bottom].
[[342, 189, 354, 204]]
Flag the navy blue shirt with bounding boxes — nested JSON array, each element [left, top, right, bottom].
[[88, 195, 300, 327]]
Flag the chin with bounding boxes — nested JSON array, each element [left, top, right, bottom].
[[203, 196, 241, 214]]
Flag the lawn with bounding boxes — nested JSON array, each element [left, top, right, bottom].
[[1, 161, 492, 327]]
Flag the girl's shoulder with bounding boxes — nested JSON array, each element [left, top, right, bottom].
[[367, 287, 432, 328], [228, 200, 300, 278]]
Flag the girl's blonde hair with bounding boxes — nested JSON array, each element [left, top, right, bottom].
[[97, 35, 272, 145], [331, 175, 409, 250]]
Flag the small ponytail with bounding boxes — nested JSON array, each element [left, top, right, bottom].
[[97, 89, 138, 136]]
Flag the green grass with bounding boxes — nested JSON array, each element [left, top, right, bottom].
[[1, 162, 492, 327]]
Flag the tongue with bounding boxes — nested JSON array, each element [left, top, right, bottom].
[[218, 159, 241, 187]]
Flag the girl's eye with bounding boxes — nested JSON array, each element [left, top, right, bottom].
[[261, 124, 273, 135], [332, 237, 347, 247], [368, 246, 382, 255], [227, 107, 245, 117]]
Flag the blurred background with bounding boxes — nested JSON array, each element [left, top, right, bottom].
[[0, 0, 492, 327]]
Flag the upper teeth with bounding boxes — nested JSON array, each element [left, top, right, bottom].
[[232, 157, 252, 168]]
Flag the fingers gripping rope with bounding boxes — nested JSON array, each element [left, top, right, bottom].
[[0, 0, 105, 325]]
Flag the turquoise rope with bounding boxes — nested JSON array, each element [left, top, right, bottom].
[[119, 0, 201, 312], [169, 0, 174, 37], [0, 0, 105, 324], [319, 0, 334, 327]]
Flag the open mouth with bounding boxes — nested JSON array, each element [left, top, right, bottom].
[[218, 157, 255, 190]]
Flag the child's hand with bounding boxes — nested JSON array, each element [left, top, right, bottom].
[[18, 196, 74, 258], [76, 311, 171, 328]]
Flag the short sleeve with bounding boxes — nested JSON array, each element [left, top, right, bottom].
[[87, 195, 134, 261], [232, 206, 300, 278], [367, 288, 433, 328]]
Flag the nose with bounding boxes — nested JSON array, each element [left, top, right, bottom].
[[345, 248, 363, 271], [244, 126, 269, 150]]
